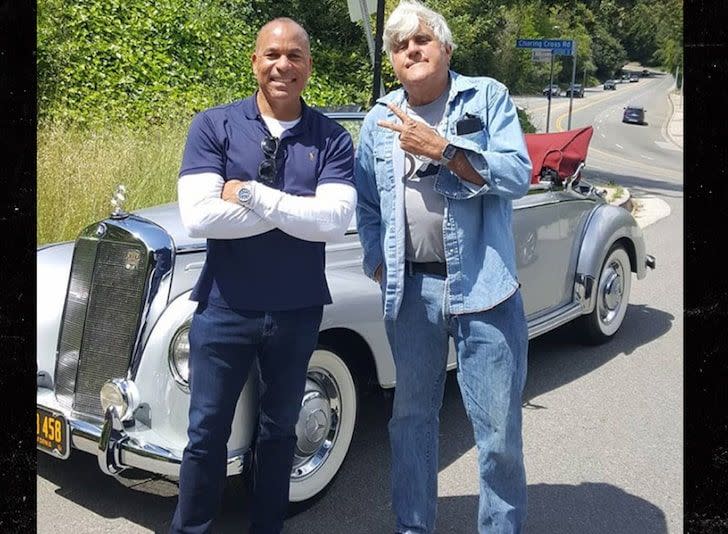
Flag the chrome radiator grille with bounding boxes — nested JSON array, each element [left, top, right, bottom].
[[55, 236, 150, 416]]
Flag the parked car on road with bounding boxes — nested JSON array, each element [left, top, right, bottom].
[[621, 74, 630, 83], [542, 84, 561, 97], [623, 105, 646, 124], [565, 84, 585, 98], [36, 113, 654, 506], [603, 79, 617, 90], [629, 73, 639, 83]]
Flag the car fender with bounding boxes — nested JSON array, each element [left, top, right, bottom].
[[322, 269, 396, 388], [37, 242, 74, 383], [132, 291, 258, 457], [575, 204, 648, 312]]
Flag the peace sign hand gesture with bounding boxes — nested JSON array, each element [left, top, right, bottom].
[[377, 103, 448, 162]]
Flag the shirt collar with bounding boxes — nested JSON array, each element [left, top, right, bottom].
[[241, 92, 311, 126], [375, 70, 477, 109]]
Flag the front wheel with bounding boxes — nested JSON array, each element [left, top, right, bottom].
[[288, 347, 358, 503], [580, 245, 632, 344]]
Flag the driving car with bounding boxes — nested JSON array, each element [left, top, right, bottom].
[[623, 105, 646, 124], [621, 74, 630, 83], [542, 84, 561, 97], [36, 113, 655, 506], [629, 73, 639, 83], [565, 83, 585, 98], [603, 79, 617, 90]]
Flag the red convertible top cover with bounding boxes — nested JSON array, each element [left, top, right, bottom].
[[524, 126, 594, 184]]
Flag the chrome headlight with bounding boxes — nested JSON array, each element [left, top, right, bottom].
[[169, 325, 191, 392], [100, 379, 140, 421]]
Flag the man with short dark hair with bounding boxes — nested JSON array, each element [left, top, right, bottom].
[[355, 1, 531, 532], [170, 17, 356, 534]]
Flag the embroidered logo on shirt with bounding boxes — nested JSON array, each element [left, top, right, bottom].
[[308, 151, 316, 161]]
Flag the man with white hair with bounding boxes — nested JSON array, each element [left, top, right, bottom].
[[355, 1, 532, 532]]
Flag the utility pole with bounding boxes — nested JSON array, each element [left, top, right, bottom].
[[356, 0, 385, 105], [675, 64, 681, 94], [567, 42, 577, 130], [372, 0, 385, 103], [582, 65, 587, 89], [546, 50, 554, 133], [677, 65, 685, 101]]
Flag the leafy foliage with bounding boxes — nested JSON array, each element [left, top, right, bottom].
[[38, 0, 682, 127]]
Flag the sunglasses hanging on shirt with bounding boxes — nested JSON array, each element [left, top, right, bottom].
[[258, 135, 280, 184]]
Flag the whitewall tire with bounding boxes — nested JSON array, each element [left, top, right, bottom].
[[582, 244, 632, 344], [288, 347, 358, 502]]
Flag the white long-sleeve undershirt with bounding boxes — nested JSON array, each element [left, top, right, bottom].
[[178, 172, 356, 242]]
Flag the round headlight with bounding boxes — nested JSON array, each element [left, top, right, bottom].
[[99, 379, 139, 421], [169, 326, 191, 391]]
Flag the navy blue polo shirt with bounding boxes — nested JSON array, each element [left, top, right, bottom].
[[180, 94, 354, 311]]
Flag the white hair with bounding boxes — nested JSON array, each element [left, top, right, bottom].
[[382, 0, 456, 60]]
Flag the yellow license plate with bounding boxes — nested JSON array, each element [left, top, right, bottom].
[[37, 407, 69, 459]]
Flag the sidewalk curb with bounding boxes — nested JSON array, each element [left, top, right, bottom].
[[665, 90, 683, 150]]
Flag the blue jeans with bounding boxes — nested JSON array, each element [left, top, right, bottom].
[[385, 272, 528, 534], [170, 302, 323, 534]]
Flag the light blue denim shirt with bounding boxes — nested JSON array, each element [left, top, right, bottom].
[[355, 71, 532, 320]]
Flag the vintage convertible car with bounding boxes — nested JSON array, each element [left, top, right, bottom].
[[37, 113, 655, 505]]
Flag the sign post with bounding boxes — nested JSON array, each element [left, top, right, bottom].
[[372, 0, 385, 104], [567, 43, 577, 129], [348, 0, 385, 103], [546, 50, 554, 132], [516, 38, 575, 132]]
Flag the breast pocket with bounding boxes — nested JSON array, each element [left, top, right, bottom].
[[459, 128, 490, 151]]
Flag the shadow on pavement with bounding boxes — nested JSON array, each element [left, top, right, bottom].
[[286, 481, 669, 533], [37, 303, 673, 533], [524, 304, 675, 403], [586, 168, 683, 198]]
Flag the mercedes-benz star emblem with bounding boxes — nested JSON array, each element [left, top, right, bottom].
[[305, 409, 328, 442]]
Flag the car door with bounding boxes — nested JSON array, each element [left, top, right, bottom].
[[513, 185, 591, 320]]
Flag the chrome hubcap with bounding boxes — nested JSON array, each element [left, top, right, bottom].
[[599, 260, 624, 324], [292, 370, 341, 479]]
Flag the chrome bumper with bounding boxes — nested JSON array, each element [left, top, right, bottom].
[[37, 389, 250, 479]]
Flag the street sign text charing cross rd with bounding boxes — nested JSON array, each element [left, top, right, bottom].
[[516, 39, 575, 56]]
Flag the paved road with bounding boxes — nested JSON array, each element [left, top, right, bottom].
[[38, 76, 683, 533]]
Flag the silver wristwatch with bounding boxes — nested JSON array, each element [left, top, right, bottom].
[[236, 183, 253, 205]]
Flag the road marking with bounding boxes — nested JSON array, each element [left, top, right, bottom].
[[553, 77, 667, 131], [600, 133, 606, 138], [616, 143, 624, 149], [589, 146, 682, 178], [640, 154, 654, 160]]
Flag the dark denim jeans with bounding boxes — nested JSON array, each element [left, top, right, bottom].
[[386, 272, 529, 534], [170, 302, 323, 534]]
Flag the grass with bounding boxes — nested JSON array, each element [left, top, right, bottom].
[[37, 121, 188, 245], [37, 116, 368, 246], [603, 179, 625, 203]]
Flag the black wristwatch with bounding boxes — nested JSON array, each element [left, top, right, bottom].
[[439, 143, 458, 166]]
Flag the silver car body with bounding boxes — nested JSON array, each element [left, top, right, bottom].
[[36, 113, 654, 502]]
